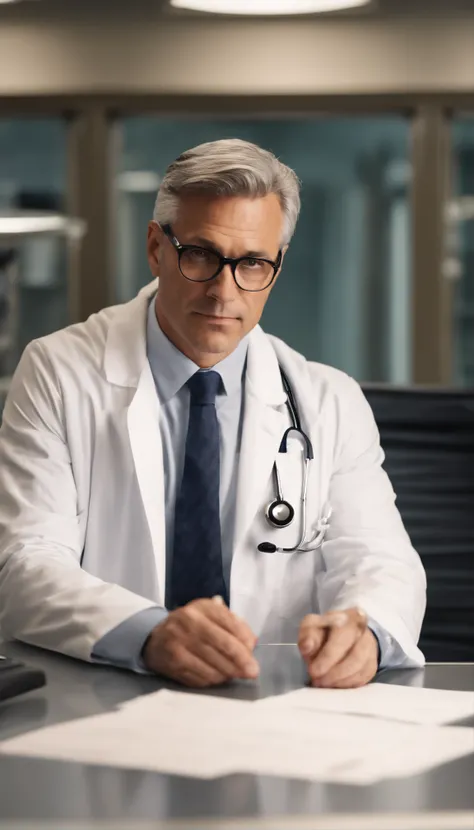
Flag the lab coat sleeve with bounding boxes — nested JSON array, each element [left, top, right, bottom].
[[367, 619, 394, 669], [92, 606, 169, 673], [0, 341, 157, 662], [318, 373, 427, 669]]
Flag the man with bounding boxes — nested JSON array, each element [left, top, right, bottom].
[[0, 139, 426, 689]]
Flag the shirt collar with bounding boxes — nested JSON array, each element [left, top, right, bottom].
[[146, 297, 248, 403]]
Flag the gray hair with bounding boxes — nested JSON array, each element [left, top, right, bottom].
[[153, 138, 301, 246]]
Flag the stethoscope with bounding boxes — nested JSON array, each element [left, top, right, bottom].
[[257, 367, 332, 555]]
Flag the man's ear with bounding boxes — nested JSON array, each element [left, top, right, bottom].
[[276, 244, 289, 277], [147, 221, 163, 277]]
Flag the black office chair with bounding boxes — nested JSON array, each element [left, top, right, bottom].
[[362, 385, 474, 662]]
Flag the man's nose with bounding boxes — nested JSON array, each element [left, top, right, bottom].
[[206, 262, 239, 302]]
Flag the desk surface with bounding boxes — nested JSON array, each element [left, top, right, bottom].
[[0, 638, 473, 830]]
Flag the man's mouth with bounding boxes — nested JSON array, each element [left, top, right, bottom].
[[195, 312, 238, 322]]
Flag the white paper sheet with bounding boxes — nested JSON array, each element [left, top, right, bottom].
[[255, 683, 474, 725], [0, 689, 472, 785]]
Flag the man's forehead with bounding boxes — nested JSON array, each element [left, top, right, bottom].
[[174, 192, 284, 240]]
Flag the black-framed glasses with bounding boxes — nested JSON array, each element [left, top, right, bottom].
[[161, 224, 282, 293]]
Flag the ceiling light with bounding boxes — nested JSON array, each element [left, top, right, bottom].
[[170, 0, 370, 14]]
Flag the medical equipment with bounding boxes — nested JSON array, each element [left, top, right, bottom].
[[257, 368, 332, 555]]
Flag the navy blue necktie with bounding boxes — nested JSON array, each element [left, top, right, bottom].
[[169, 370, 228, 609]]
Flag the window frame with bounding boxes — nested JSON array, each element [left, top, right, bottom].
[[1, 92, 473, 383]]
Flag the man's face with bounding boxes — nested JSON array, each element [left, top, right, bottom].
[[147, 192, 285, 368]]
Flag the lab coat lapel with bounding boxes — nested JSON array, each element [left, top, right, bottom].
[[104, 280, 167, 604], [269, 335, 327, 519], [233, 327, 287, 557], [127, 362, 166, 605]]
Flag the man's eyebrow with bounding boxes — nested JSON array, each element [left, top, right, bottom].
[[185, 235, 272, 259], [185, 235, 220, 249]]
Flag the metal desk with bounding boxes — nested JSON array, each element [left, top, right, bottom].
[[0, 638, 473, 830]]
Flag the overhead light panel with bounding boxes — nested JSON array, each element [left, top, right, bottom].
[[170, 0, 370, 14]]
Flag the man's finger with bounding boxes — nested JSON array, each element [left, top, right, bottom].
[[309, 624, 361, 680], [210, 629, 259, 678], [305, 612, 349, 630], [171, 649, 228, 687], [298, 613, 347, 658], [202, 600, 257, 650], [187, 641, 241, 680], [298, 630, 326, 659], [328, 657, 375, 689], [179, 672, 210, 689], [197, 631, 259, 679], [187, 611, 258, 678], [303, 608, 367, 630], [312, 633, 368, 686]]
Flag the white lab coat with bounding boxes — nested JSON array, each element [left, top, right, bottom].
[[0, 281, 426, 667]]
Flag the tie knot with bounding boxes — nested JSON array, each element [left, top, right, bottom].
[[187, 370, 221, 405]]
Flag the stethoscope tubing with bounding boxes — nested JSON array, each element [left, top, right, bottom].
[[258, 367, 331, 555]]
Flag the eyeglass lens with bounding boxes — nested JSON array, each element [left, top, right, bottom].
[[180, 247, 274, 290]]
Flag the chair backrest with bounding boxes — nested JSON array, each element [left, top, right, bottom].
[[362, 385, 474, 662]]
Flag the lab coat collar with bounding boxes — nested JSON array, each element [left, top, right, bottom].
[[103, 279, 286, 409], [245, 325, 288, 408], [103, 281, 158, 387], [231, 327, 289, 560]]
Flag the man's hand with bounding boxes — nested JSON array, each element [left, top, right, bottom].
[[142, 597, 259, 687], [298, 608, 379, 689]]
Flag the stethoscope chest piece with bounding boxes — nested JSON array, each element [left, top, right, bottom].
[[257, 367, 331, 555], [266, 499, 295, 528]]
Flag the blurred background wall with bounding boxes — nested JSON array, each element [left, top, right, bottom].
[[1, 1, 474, 95], [0, 0, 473, 398]]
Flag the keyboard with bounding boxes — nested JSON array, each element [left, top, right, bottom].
[[0, 656, 46, 703]]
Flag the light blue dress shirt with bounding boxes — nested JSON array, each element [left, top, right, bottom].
[[93, 299, 388, 672], [92, 298, 248, 671]]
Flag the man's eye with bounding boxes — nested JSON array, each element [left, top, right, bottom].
[[188, 248, 212, 261], [241, 258, 265, 270]]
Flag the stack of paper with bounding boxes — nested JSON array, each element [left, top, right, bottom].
[[254, 682, 474, 725], [0, 684, 473, 785]]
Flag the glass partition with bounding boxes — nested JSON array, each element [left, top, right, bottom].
[[116, 116, 412, 383], [449, 116, 474, 386], [0, 118, 68, 410]]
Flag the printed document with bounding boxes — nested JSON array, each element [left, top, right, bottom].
[[0, 689, 472, 785], [255, 682, 474, 725]]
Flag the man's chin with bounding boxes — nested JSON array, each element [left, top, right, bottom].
[[193, 330, 240, 358], [191, 316, 241, 344]]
